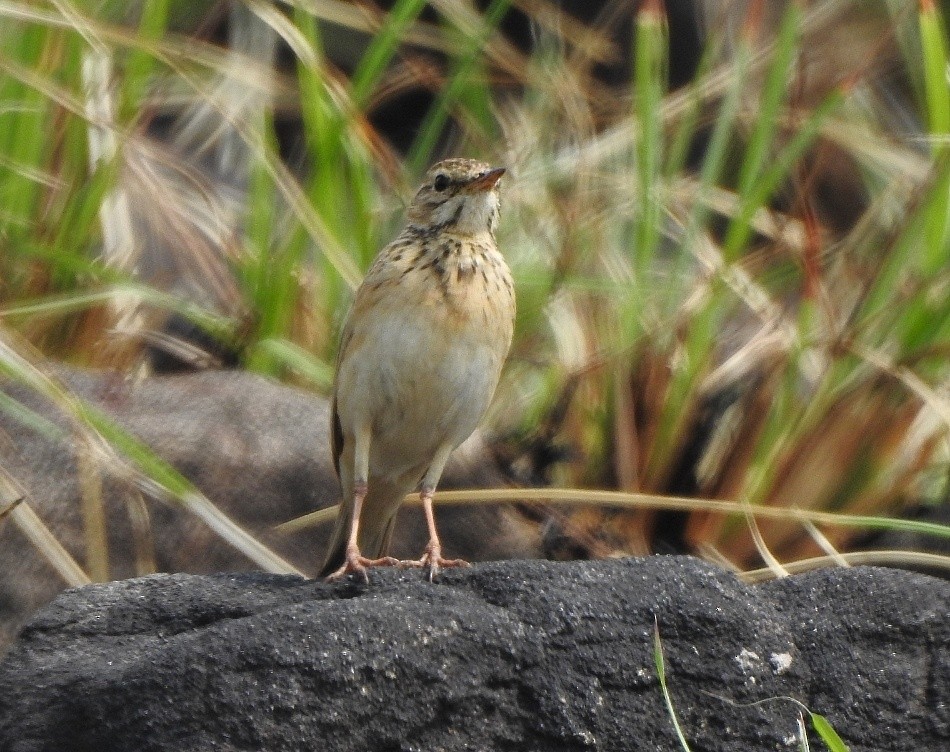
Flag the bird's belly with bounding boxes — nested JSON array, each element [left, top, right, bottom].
[[336, 306, 504, 482]]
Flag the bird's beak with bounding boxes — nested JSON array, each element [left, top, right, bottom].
[[467, 167, 506, 192]]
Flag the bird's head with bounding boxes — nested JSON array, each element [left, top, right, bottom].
[[407, 158, 506, 237]]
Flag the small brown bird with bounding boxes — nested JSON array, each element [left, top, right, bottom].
[[320, 158, 515, 581]]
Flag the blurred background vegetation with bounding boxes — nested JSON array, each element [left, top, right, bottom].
[[1, 0, 949, 584]]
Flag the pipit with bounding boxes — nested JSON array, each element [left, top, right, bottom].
[[319, 158, 515, 582]]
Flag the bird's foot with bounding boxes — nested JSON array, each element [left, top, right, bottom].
[[400, 541, 470, 581], [325, 546, 400, 583]]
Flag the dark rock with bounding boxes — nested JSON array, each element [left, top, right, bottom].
[[1, 557, 946, 751], [0, 367, 540, 652], [760, 565, 950, 749]]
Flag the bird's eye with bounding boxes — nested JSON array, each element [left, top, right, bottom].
[[433, 173, 450, 192]]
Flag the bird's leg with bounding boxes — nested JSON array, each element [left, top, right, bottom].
[[325, 481, 397, 582], [401, 444, 470, 580], [417, 485, 470, 579], [326, 429, 398, 583]]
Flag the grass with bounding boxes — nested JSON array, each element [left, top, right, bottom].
[[653, 619, 851, 751], [653, 618, 692, 751], [0, 0, 948, 587]]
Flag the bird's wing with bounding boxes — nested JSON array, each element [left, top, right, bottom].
[[329, 233, 410, 480], [329, 315, 355, 481], [330, 390, 343, 480]]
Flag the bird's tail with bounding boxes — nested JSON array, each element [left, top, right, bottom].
[[318, 476, 410, 577]]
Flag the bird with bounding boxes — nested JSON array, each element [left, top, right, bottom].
[[319, 158, 516, 582]]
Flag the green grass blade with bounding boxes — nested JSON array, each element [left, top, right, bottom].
[[690, 31, 750, 227], [855, 155, 950, 358], [724, 87, 845, 259], [632, 1, 668, 274], [119, 0, 170, 120], [0, 24, 51, 237], [350, 0, 428, 109], [407, 0, 511, 173], [809, 712, 850, 752], [917, 0, 950, 268], [733, 3, 803, 200], [919, 1, 950, 136], [653, 620, 692, 751], [251, 338, 334, 390]]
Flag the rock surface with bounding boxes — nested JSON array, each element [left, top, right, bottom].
[[0, 367, 539, 651], [1, 557, 947, 751]]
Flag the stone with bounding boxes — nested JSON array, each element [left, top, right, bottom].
[[1, 557, 946, 751]]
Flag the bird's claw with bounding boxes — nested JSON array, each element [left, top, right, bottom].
[[325, 550, 400, 583], [400, 542, 470, 581]]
